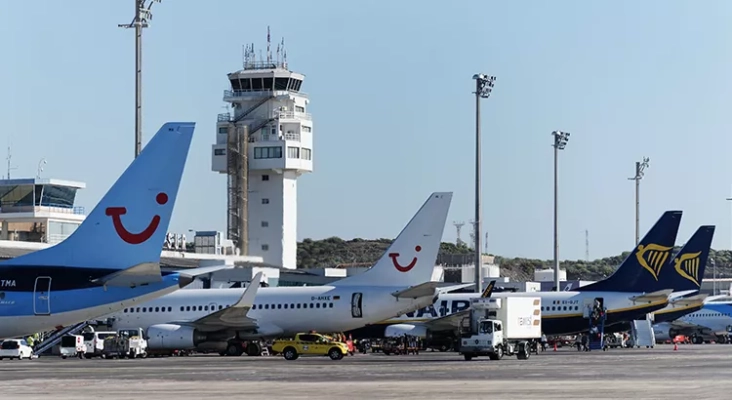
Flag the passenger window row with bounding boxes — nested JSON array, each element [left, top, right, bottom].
[[123, 306, 174, 313], [541, 305, 580, 312], [121, 302, 335, 314], [252, 302, 334, 310]]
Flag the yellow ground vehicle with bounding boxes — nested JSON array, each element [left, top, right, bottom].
[[272, 333, 349, 361]]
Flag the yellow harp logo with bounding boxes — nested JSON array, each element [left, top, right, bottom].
[[635, 244, 673, 281], [673, 251, 702, 286]]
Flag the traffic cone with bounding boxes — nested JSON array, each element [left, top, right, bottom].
[[553, 342, 557, 352], [673, 341, 678, 351]]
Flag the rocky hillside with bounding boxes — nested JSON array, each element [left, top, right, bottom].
[[296, 237, 732, 281]]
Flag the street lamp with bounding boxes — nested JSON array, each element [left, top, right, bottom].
[[552, 131, 570, 292], [628, 157, 650, 245], [472, 73, 496, 294]]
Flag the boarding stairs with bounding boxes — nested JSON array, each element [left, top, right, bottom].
[[33, 321, 90, 356], [232, 95, 274, 123], [630, 319, 655, 348], [587, 308, 607, 351]]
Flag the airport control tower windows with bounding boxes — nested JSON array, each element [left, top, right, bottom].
[[275, 78, 289, 90], [263, 78, 273, 90]]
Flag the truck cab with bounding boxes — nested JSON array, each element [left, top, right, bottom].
[[117, 328, 148, 359]]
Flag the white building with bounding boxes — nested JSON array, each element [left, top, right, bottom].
[[211, 43, 312, 269], [0, 178, 86, 244]]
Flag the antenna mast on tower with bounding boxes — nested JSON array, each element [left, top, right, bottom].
[[453, 221, 465, 246]]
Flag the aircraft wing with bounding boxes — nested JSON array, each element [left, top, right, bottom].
[[177, 272, 262, 332], [629, 289, 674, 303], [91, 262, 162, 287], [422, 309, 471, 332]]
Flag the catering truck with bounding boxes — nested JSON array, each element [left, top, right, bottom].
[[459, 296, 542, 361]]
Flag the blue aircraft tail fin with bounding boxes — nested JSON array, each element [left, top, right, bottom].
[[0, 122, 195, 271], [577, 210, 682, 292], [661, 225, 715, 292]]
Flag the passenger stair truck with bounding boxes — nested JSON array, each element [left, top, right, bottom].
[[584, 297, 607, 351], [459, 297, 542, 361]]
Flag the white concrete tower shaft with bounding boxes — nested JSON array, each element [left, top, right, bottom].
[[212, 36, 312, 269]]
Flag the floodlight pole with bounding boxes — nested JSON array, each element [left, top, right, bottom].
[[552, 131, 570, 292], [119, 0, 161, 159], [472, 73, 496, 294], [628, 157, 650, 246]]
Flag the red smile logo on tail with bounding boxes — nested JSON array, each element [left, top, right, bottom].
[[105, 192, 168, 245], [389, 245, 422, 272]]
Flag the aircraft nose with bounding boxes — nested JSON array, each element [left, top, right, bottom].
[[178, 274, 194, 288]]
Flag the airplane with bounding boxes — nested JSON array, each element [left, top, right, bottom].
[[346, 210, 692, 342], [105, 192, 463, 357], [653, 299, 732, 344], [0, 122, 215, 339], [605, 225, 715, 334]]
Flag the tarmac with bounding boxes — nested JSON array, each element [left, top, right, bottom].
[[2, 344, 732, 399]]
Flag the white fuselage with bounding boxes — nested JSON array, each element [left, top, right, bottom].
[[107, 285, 434, 339], [381, 290, 667, 335]]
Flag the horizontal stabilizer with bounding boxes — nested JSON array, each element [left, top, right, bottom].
[[186, 272, 262, 332], [91, 262, 162, 287], [424, 309, 471, 332], [670, 294, 708, 307], [629, 289, 674, 303], [391, 282, 471, 299]]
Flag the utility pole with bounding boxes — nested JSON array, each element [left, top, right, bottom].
[[119, 0, 162, 159], [552, 131, 570, 292], [628, 157, 650, 245], [585, 229, 589, 261], [472, 73, 496, 294]]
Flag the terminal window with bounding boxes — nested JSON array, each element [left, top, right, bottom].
[[262, 198, 270, 204], [261, 244, 269, 251], [261, 221, 269, 227], [214, 149, 225, 156], [254, 146, 283, 159], [262, 175, 269, 181]]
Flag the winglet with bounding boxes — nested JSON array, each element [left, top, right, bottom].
[[233, 272, 262, 310], [481, 280, 496, 298]]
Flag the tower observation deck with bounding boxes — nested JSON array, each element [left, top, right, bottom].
[[212, 29, 313, 269]]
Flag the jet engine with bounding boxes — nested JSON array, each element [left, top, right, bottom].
[[652, 323, 678, 342], [384, 324, 429, 339], [146, 324, 207, 349]]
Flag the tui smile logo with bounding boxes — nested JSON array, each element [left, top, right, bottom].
[[105, 192, 168, 245], [389, 246, 422, 273]]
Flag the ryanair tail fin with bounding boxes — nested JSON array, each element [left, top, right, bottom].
[[0, 123, 195, 281], [577, 210, 682, 293], [661, 225, 715, 292]]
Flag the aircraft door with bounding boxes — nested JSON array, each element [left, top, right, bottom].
[[209, 302, 219, 313], [34, 276, 52, 315], [351, 292, 363, 319]]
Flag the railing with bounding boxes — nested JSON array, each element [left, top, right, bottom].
[[276, 110, 312, 121], [0, 205, 84, 215], [223, 89, 307, 98], [284, 132, 301, 141]]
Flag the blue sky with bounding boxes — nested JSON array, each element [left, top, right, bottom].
[[2, 1, 732, 261]]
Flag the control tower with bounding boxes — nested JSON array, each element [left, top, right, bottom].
[[212, 30, 313, 269], [0, 178, 86, 244]]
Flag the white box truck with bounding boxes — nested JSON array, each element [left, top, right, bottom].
[[458, 297, 542, 361]]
